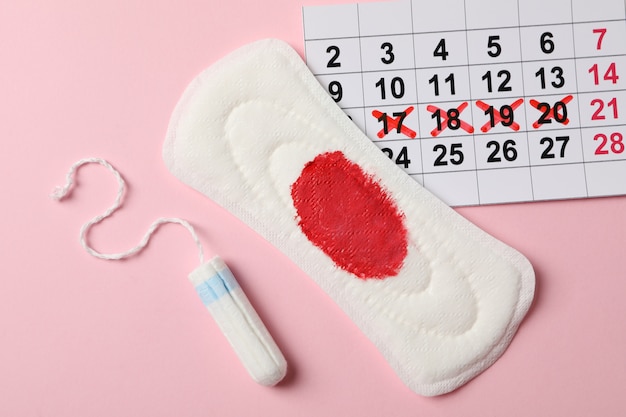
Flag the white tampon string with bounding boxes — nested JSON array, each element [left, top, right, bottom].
[[50, 157, 204, 263], [50, 157, 287, 386]]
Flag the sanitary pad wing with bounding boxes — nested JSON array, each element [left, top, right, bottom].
[[163, 39, 535, 396]]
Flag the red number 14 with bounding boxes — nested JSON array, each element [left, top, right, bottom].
[[589, 63, 619, 85]]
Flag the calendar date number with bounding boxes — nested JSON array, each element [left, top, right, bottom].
[[381, 146, 412, 168]]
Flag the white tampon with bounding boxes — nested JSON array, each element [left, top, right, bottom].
[[188, 256, 287, 386], [51, 158, 287, 386]]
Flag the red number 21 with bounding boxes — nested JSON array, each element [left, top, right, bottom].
[[591, 98, 618, 120]]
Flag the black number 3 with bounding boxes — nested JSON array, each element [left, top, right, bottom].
[[381, 42, 395, 64]]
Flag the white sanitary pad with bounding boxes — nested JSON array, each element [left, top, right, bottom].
[[163, 39, 535, 396]]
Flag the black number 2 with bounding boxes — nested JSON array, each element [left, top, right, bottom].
[[326, 45, 340, 68]]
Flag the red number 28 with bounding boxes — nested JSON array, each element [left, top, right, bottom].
[[595, 132, 625, 155]]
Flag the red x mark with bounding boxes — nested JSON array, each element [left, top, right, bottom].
[[475, 98, 524, 133], [530, 95, 574, 129], [371, 106, 417, 139], [426, 102, 474, 137]]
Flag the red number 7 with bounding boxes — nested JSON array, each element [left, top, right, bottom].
[[593, 28, 607, 50]]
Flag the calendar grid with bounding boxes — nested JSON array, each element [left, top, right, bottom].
[[568, 12, 591, 195], [311, 56, 626, 76], [460, 0, 483, 203], [303, 0, 626, 206], [514, 0, 535, 203], [355, 3, 367, 138], [304, 19, 626, 42], [408, 0, 426, 185]]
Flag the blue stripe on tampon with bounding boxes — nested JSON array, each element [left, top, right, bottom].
[[216, 265, 238, 293], [194, 266, 240, 306]]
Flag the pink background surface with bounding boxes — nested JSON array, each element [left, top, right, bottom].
[[2, 0, 626, 415]]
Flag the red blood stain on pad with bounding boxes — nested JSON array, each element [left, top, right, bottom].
[[291, 151, 408, 279]]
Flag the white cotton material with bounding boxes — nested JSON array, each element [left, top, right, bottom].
[[163, 39, 535, 396], [189, 257, 287, 386]]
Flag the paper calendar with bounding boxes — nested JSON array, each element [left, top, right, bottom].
[[303, 0, 626, 206]]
